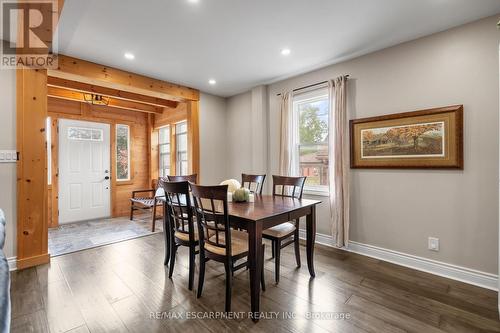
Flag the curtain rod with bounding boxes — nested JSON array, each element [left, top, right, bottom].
[[276, 75, 349, 96]]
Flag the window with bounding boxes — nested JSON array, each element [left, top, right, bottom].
[[176, 121, 188, 176], [293, 87, 330, 194], [159, 126, 171, 177], [68, 127, 103, 141], [116, 124, 130, 181]]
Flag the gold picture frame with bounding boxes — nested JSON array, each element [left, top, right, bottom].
[[350, 105, 463, 169]]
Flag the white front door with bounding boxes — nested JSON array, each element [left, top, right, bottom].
[[58, 119, 111, 224]]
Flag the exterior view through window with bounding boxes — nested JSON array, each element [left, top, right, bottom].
[[294, 88, 329, 193], [116, 124, 130, 181]]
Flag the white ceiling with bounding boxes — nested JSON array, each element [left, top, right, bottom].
[[57, 0, 500, 97]]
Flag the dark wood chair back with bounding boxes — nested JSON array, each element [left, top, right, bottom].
[[272, 175, 307, 199], [161, 180, 196, 242], [190, 184, 232, 256], [241, 174, 266, 194], [167, 174, 198, 184]]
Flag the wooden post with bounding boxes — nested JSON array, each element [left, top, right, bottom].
[[187, 100, 200, 177], [16, 68, 50, 269]]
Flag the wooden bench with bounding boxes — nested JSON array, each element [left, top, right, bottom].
[[130, 187, 164, 232]]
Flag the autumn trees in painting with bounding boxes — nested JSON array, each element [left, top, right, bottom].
[[362, 122, 444, 157]]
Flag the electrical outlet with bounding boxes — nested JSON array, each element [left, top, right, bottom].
[[428, 237, 439, 251]]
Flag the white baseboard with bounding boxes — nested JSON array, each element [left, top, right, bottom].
[[7, 257, 16, 271], [298, 230, 498, 291]]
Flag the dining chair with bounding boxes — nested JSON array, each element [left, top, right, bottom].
[[167, 174, 198, 184], [163, 180, 199, 291], [241, 173, 266, 194], [190, 184, 265, 312], [263, 175, 306, 283]]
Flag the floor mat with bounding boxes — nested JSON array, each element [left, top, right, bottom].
[[48, 214, 163, 256]]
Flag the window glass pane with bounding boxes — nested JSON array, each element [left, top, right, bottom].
[[159, 143, 170, 154], [176, 121, 188, 175], [159, 126, 170, 144], [116, 124, 130, 181], [176, 122, 187, 134], [294, 89, 329, 190], [178, 134, 187, 152], [299, 144, 329, 187], [159, 125, 171, 177], [180, 161, 188, 176]]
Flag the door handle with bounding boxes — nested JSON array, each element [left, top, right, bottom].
[[104, 176, 110, 180]]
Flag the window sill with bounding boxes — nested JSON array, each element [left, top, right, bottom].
[[303, 190, 330, 198], [116, 179, 134, 186]]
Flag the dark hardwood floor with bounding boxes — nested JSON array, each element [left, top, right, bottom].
[[10, 233, 500, 332]]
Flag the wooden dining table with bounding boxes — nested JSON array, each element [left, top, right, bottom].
[[161, 194, 321, 321]]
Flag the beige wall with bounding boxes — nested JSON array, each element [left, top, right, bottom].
[[230, 16, 500, 274], [199, 93, 228, 184], [226, 91, 253, 180], [0, 69, 17, 259]]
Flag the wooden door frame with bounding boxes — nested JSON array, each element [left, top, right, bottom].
[[17, 54, 200, 269]]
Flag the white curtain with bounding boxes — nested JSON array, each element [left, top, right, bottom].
[[279, 91, 295, 176], [329, 76, 349, 247]]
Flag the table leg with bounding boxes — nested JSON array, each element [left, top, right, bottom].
[[306, 205, 316, 277], [163, 201, 170, 266], [247, 221, 263, 322]]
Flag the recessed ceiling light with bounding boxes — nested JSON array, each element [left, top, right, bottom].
[[124, 52, 135, 60], [281, 48, 291, 56], [208, 79, 216, 85], [188, 0, 199, 3]]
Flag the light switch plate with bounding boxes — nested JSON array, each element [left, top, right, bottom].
[[0, 150, 17, 163]]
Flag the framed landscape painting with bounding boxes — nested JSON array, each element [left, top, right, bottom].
[[350, 105, 463, 169]]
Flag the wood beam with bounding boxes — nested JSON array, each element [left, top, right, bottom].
[[49, 55, 200, 102], [48, 86, 164, 114], [47, 76, 179, 109]]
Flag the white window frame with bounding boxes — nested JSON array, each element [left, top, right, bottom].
[[116, 124, 131, 181], [159, 125, 171, 178], [292, 87, 330, 196], [175, 121, 188, 176]]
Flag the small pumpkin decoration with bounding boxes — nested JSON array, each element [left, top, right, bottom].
[[233, 187, 250, 202]]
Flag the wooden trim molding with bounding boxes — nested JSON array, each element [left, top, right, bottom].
[[16, 253, 50, 270], [49, 55, 200, 102]]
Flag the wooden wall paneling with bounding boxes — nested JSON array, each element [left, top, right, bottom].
[[153, 103, 188, 129], [48, 117, 59, 228], [16, 68, 50, 269], [187, 100, 200, 177], [49, 55, 200, 102], [110, 119, 117, 217], [47, 99, 150, 218], [150, 126, 159, 181]]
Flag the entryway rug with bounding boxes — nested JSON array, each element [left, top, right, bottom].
[[48, 214, 163, 256]]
